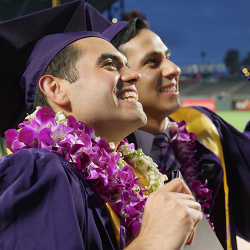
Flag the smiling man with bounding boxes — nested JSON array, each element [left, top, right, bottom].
[[104, 18, 250, 250], [36, 37, 145, 147], [116, 27, 181, 135], [0, 2, 203, 250]]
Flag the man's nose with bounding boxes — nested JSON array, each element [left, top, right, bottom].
[[120, 67, 142, 85], [162, 60, 181, 78]]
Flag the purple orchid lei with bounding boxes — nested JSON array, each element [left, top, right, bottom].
[[5, 106, 167, 240], [168, 120, 214, 229]]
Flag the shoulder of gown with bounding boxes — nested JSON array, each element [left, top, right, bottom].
[[0, 148, 118, 250]]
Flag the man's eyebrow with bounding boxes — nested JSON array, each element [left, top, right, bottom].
[[140, 49, 171, 64], [97, 52, 125, 65]]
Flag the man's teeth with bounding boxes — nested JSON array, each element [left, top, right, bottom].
[[117, 91, 138, 101], [160, 86, 177, 92]]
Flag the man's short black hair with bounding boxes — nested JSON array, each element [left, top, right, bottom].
[[111, 18, 149, 49], [32, 42, 83, 112]]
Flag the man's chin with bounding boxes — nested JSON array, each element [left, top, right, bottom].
[[172, 104, 181, 114], [126, 110, 147, 133], [167, 102, 181, 116], [138, 112, 147, 128]]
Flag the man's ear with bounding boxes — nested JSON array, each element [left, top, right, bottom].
[[39, 75, 70, 106]]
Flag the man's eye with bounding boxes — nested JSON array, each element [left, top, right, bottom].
[[145, 58, 156, 64], [104, 61, 117, 69]]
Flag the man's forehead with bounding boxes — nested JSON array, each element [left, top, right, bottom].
[[124, 29, 169, 57], [73, 36, 110, 50], [74, 37, 127, 63]]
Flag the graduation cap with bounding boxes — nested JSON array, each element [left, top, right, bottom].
[[101, 21, 129, 42], [84, 2, 112, 32], [0, 0, 110, 137], [84, 2, 129, 42]]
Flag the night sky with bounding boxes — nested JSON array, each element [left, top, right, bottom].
[[117, 0, 250, 66]]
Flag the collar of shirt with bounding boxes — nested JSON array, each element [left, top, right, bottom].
[[133, 118, 170, 157]]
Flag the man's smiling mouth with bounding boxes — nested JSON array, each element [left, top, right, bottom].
[[160, 86, 177, 93], [117, 91, 138, 101]]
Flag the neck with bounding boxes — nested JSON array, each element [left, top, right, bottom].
[[93, 121, 146, 151], [138, 116, 166, 135], [94, 130, 126, 151]]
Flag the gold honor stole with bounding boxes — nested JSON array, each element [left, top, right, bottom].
[[170, 106, 231, 250], [6, 147, 12, 155]]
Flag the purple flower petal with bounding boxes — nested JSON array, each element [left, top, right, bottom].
[[96, 139, 114, 154], [4, 139, 14, 151], [79, 133, 92, 149], [5, 129, 18, 140], [179, 133, 190, 140], [84, 124, 95, 138], [12, 140, 26, 151], [201, 202, 210, 209], [71, 144, 85, 155], [130, 221, 141, 238], [38, 127, 54, 145], [30, 119, 41, 131], [125, 206, 140, 218], [18, 127, 38, 144], [36, 107, 56, 127], [67, 115, 79, 129]]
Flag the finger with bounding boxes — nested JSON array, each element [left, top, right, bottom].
[[186, 229, 195, 245], [176, 199, 201, 211], [189, 209, 203, 236], [193, 211, 203, 229], [186, 211, 203, 245], [157, 178, 191, 195], [167, 192, 195, 202]]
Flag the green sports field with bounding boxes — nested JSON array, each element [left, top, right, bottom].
[[216, 110, 250, 132]]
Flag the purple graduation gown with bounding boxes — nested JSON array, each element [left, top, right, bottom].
[[0, 148, 119, 250], [191, 106, 250, 244], [127, 106, 250, 250]]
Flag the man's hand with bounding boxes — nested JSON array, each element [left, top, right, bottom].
[[125, 178, 202, 250]]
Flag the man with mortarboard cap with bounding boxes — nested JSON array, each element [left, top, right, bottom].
[[101, 18, 250, 250], [0, 1, 202, 250]]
